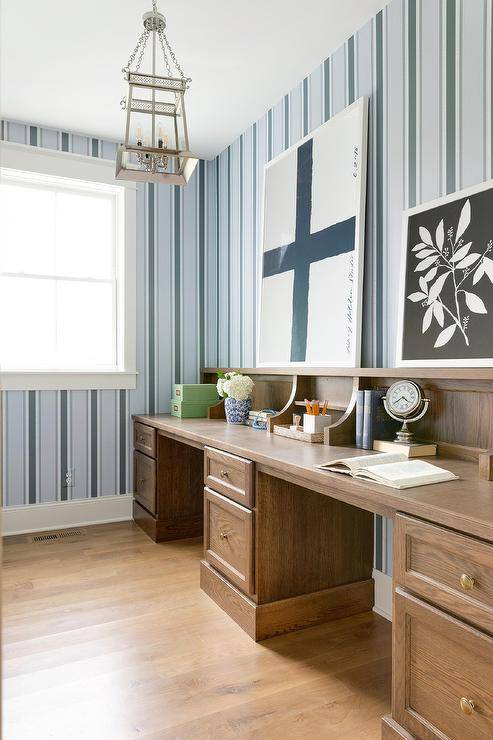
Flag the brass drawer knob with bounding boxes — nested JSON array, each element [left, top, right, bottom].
[[219, 531, 228, 540], [460, 697, 475, 715], [460, 573, 475, 591], [220, 469, 229, 478]]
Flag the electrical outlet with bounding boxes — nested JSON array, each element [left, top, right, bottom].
[[64, 469, 75, 487]]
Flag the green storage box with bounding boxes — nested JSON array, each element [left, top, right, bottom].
[[173, 383, 219, 402], [170, 398, 217, 418]]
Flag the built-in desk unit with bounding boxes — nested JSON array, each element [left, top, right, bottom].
[[133, 366, 493, 740]]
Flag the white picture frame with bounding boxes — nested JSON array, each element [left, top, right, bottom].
[[396, 178, 493, 367], [256, 96, 369, 368]]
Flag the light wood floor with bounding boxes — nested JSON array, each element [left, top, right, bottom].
[[3, 522, 391, 739]]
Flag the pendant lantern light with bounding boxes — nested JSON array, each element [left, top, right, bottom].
[[116, 0, 198, 185]]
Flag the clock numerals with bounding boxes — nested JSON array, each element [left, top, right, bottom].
[[387, 381, 422, 417]]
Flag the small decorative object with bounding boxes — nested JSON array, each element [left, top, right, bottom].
[[290, 413, 302, 431], [397, 179, 493, 366], [257, 97, 368, 367], [217, 371, 255, 425], [116, 0, 198, 185], [380, 380, 436, 455]]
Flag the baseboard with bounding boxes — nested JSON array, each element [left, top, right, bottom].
[[201, 560, 375, 641], [373, 568, 392, 621], [2, 494, 134, 536]]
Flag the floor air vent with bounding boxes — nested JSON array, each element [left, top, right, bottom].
[[30, 529, 86, 543]]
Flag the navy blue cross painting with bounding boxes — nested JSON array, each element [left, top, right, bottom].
[[257, 98, 368, 367]]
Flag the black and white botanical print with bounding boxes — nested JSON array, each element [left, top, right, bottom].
[[401, 186, 493, 362]]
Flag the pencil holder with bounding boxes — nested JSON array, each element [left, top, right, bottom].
[[303, 413, 332, 434]]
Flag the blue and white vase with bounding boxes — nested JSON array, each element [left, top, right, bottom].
[[224, 397, 252, 425]]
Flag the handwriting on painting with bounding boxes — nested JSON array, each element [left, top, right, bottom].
[[346, 254, 354, 354]]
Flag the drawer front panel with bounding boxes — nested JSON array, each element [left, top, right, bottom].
[[204, 446, 254, 507], [134, 451, 156, 515], [393, 589, 493, 740], [204, 487, 254, 595], [395, 514, 493, 635], [134, 422, 156, 458]]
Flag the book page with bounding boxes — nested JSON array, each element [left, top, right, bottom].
[[354, 460, 457, 488], [317, 452, 407, 473]]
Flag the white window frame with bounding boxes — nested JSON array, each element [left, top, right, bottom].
[[0, 141, 137, 391]]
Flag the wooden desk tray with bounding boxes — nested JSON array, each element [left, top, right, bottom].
[[273, 424, 324, 443]]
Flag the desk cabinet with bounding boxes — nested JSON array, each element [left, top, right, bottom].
[[392, 589, 493, 739], [201, 447, 374, 641], [384, 514, 493, 739], [132, 424, 204, 542], [133, 451, 156, 515], [204, 487, 254, 595]]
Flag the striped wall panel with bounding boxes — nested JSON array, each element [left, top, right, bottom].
[[1, 121, 204, 507], [2, 0, 492, 578], [201, 0, 493, 574]]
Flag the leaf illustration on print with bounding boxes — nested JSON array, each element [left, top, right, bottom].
[[407, 198, 493, 349]]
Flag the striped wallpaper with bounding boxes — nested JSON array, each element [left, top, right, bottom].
[[1, 122, 206, 507], [2, 0, 491, 576]]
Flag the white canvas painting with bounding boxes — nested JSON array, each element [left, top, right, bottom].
[[257, 97, 368, 367]]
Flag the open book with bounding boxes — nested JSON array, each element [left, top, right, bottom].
[[316, 452, 457, 490]]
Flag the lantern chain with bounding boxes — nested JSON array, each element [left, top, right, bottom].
[[157, 31, 174, 77], [125, 29, 150, 72], [159, 29, 187, 80]]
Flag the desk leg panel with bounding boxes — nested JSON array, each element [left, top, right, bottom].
[[255, 472, 375, 604]]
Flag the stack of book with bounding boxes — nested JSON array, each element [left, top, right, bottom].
[[355, 390, 400, 450], [244, 410, 276, 427]]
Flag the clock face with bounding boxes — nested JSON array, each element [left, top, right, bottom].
[[386, 381, 422, 417]]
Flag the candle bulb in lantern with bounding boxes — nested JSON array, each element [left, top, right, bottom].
[[136, 127, 142, 146], [158, 126, 164, 149]]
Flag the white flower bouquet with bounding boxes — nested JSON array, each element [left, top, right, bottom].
[[216, 371, 255, 424]]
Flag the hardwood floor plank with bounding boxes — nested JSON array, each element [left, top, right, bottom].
[[3, 522, 391, 739]]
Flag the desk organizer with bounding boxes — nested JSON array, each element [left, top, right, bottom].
[[272, 424, 324, 443]]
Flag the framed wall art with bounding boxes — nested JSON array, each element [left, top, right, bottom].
[[396, 179, 493, 366], [256, 97, 368, 368]]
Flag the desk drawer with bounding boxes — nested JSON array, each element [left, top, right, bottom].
[[393, 589, 493, 740], [204, 487, 254, 596], [134, 422, 156, 458], [204, 446, 254, 507], [395, 514, 493, 634], [134, 451, 156, 515]]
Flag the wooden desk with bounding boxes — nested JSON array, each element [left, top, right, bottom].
[[132, 413, 493, 740]]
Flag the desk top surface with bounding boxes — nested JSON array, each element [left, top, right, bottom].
[[134, 414, 493, 542]]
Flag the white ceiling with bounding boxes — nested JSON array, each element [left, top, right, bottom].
[[1, 1, 388, 159]]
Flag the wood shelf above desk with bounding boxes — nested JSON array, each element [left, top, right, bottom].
[[202, 366, 493, 476], [203, 366, 493, 380]]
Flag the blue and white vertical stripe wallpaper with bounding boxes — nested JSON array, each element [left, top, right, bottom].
[[1, 122, 206, 507], [1, 0, 491, 576]]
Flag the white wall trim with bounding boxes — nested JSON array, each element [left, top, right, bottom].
[[2, 494, 133, 536], [373, 568, 393, 621]]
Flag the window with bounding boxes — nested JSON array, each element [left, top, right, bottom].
[[0, 142, 136, 390]]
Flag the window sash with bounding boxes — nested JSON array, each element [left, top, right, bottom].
[[0, 141, 137, 391]]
